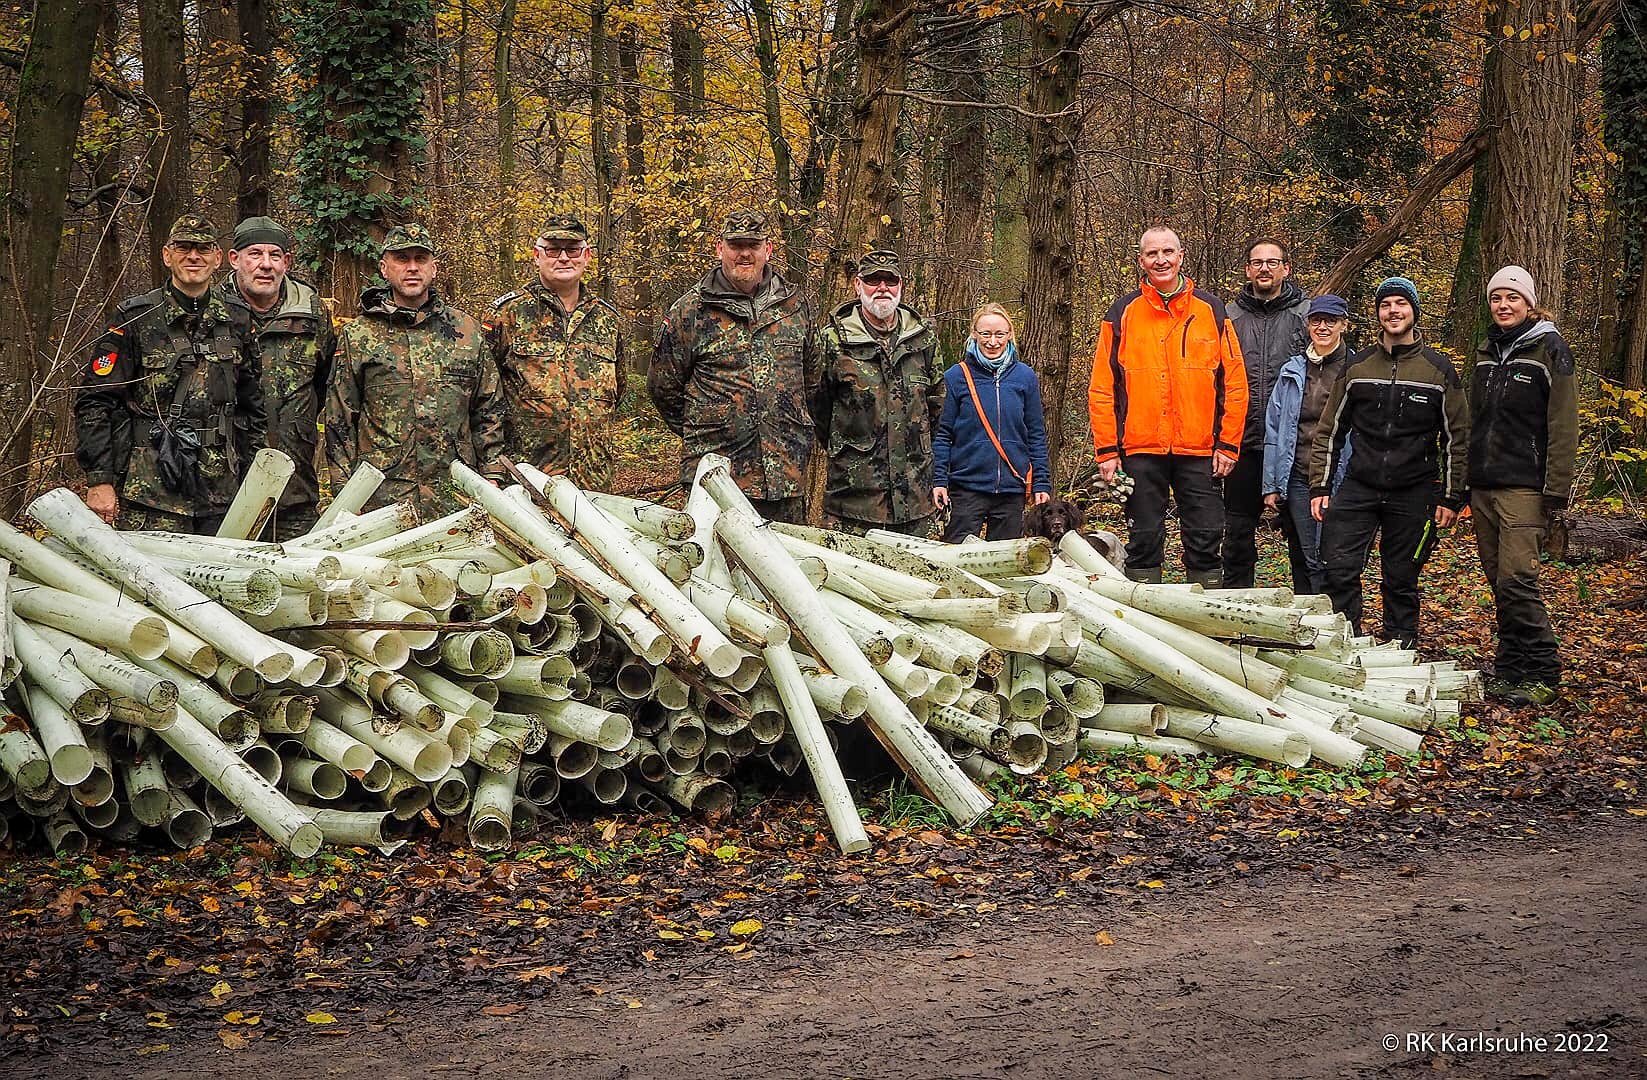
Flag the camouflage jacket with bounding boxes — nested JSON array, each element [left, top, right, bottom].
[[323, 287, 505, 520], [219, 275, 334, 512], [648, 268, 815, 499], [75, 285, 265, 515], [486, 282, 625, 490], [815, 301, 944, 524]]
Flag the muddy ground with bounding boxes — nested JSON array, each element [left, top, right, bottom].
[[7, 814, 1642, 1080]]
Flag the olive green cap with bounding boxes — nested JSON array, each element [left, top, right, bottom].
[[381, 223, 436, 255], [231, 215, 292, 251], [537, 215, 590, 244], [856, 249, 903, 280], [720, 210, 769, 242], [167, 213, 219, 246]]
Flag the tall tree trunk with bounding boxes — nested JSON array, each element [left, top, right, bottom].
[[749, 0, 798, 264], [93, 3, 128, 302], [236, 0, 272, 218], [1481, 0, 1581, 314], [1018, 3, 1089, 479], [1601, 2, 1646, 391], [0, 0, 110, 517], [1444, 160, 1490, 358], [139, 0, 191, 278], [616, 23, 652, 343], [793, 0, 855, 297], [590, 0, 615, 296], [933, 12, 988, 361], [496, 0, 519, 285], [829, 0, 916, 299], [988, 17, 1030, 302], [198, 0, 241, 231]]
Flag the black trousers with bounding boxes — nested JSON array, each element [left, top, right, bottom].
[[1319, 476, 1433, 645], [943, 488, 1024, 542], [1121, 453, 1223, 576], [1220, 447, 1265, 588]]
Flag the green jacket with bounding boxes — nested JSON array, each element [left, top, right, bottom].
[[324, 287, 505, 520], [648, 268, 816, 499], [486, 282, 625, 490], [219, 275, 334, 513], [75, 285, 265, 515], [814, 300, 944, 524]]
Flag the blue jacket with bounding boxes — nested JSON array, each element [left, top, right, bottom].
[[933, 350, 1052, 496], [1263, 352, 1351, 497]]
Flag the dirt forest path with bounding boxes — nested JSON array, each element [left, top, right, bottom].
[[19, 818, 1644, 1080]]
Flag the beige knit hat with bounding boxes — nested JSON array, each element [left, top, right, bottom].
[[1486, 265, 1537, 307]]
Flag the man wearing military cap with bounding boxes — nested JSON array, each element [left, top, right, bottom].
[[649, 210, 816, 522], [486, 214, 625, 490], [75, 213, 266, 532], [220, 215, 334, 537], [323, 223, 506, 519], [814, 249, 944, 536]]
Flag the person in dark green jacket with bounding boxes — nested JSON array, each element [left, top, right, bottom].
[[1309, 277, 1469, 649], [1469, 265, 1579, 707]]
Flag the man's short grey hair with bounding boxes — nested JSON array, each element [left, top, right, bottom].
[[1138, 226, 1184, 250]]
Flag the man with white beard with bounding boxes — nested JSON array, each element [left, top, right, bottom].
[[813, 249, 945, 536]]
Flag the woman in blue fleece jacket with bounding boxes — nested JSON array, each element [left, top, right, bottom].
[[932, 303, 1052, 542]]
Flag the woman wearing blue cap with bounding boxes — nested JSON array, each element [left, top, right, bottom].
[[1261, 293, 1353, 593]]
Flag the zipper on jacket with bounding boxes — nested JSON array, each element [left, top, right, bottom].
[[1181, 314, 1196, 356], [994, 370, 1004, 493]]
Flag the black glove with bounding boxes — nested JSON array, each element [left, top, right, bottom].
[[150, 422, 203, 498]]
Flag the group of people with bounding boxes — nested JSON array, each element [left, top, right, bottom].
[[1087, 229, 1576, 708], [73, 213, 1576, 708]]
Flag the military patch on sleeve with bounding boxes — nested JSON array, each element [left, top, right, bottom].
[[91, 351, 117, 376]]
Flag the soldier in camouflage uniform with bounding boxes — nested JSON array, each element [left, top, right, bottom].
[[221, 215, 335, 538], [815, 250, 945, 537], [322, 224, 506, 520], [75, 213, 266, 534], [485, 214, 625, 490], [649, 211, 816, 523]]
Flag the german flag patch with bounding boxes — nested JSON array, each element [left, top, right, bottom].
[[91, 351, 117, 376]]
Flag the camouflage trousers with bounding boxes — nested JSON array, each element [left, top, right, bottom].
[[822, 512, 935, 540], [264, 504, 319, 542], [749, 496, 806, 525], [116, 503, 226, 535]]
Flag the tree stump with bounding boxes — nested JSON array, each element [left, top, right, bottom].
[[1546, 511, 1647, 563]]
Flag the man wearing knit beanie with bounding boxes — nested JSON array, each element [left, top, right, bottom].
[[221, 216, 335, 538], [1306, 274, 1470, 648]]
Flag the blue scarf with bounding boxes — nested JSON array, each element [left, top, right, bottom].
[[966, 338, 1017, 377]]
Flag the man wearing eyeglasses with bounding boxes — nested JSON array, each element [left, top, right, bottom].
[[1222, 237, 1310, 588], [650, 210, 815, 522], [75, 213, 266, 532], [486, 215, 625, 491], [813, 250, 944, 536]]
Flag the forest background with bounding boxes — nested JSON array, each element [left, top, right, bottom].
[[0, 0, 1643, 516]]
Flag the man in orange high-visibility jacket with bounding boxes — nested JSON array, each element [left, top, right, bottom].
[[1088, 226, 1249, 585]]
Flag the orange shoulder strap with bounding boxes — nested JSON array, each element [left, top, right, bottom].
[[959, 359, 1033, 500]]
